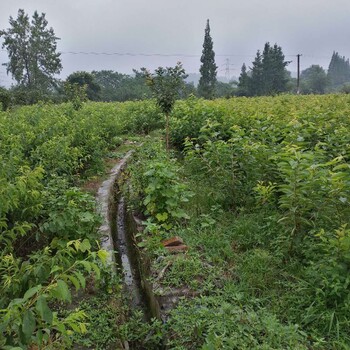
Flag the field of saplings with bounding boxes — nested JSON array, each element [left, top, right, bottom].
[[1, 94, 350, 349], [129, 94, 350, 349]]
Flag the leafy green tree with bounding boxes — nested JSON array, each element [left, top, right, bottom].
[[92, 69, 151, 101], [66, 71, 101, 101], [144, 62, 187, 151], [0, 9, 62, 100], [327, 52, 350, 90], [216, 81, 236, 98], [0, 87, 10, 110], [64, 82, 87, 110], [181, 82, 197, 98], [300, 65, 328, 94], [198, 19, 217, 99], [237, 63, 250, 96]]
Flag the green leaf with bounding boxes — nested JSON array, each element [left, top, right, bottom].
[[90, 262, 100, 279], [80, 239, 91, 252], [65, 274, 80, 290], [162, 223, 173, 230], [80, 260, 92, 273], [143, 195, 152, 205], [23, 285, 42, 301], [53, 279, 71, 302], [81, 212, 95, 222], [22, 309, 36, 337], [36, 296, 53, 324], [74, 271, 86, 289], [97, 249, 109, 264], [8, 298, 24, 307], [156, 212, 168, 222], [50, 265, 62, 274]]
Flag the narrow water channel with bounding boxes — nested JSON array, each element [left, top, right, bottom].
[[115, 196, 146, 311], [97, 154, 164, 347]]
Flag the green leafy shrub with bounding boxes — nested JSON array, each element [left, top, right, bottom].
[[143, 161, 192, 230], [0, 239, 108, 348]]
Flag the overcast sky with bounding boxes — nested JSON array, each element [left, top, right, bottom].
[[1, 0, 350, 86]]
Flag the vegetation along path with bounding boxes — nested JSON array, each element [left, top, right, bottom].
[[2, 95, 350, 349]]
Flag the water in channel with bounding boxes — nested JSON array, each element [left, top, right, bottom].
[[115, 196, 146, 312]]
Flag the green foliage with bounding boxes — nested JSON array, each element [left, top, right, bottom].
[[239, 42, 290, 96], [127, 139, 192, 231], [66, 71, 101, 101], [327, 51, 350, 90], [143, 161, 192, 230], [238, 248, 281, 295], [64, 82, 87, 110], [145, 62, 187, 116], [0, 238, 108, 348], [166, 297, 308, 349], [67, 294, 121, 349], [92, 69, 152, 102], [2, 94, 350, 349], [237, 63, 250, 96], [261, 42, 290, 94], [0, 87, 10, 111], [119, 310, 163, 349], [116, 99, 164, 134], [0, 101, 157, 348], [161, 94, 350, 347], [302, 225, 350, 337], [144, 62, 187, 150], [340, 83, 350, 94], [198, 19, 218, 99], [41, 187, 101, 241], [300, 65, 328, 94], [216, 81, 236, 98], [0, 9, 62, 97]]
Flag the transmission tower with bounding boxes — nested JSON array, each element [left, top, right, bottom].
[[224, 58, 231, 81]]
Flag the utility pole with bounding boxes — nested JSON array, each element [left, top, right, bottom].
[[297, 54, 302, 94]]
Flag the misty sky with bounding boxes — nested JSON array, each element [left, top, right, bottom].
[[1, 0, 350, 86]]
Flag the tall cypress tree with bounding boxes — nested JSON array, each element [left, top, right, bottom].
[[249, 43, 289, 96], [237, 63, 250, 96], [270, 44, 290, 93], [198, 19, 217, 99], [249, 50, 264, 96]]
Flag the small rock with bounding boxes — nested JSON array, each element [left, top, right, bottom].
[[156, 255, 165, 263], [162, 236, 184, 247]]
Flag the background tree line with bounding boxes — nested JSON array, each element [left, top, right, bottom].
[[237, 49, 350, 96], [1, 9, 350, 110]]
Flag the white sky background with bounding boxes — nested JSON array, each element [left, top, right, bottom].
[[1, 0, 350, 86]]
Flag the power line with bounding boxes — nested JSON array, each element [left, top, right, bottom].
[[0, 48, 335, 59], [59, 50, 257, 58]]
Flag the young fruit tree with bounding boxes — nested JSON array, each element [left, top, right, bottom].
[[144, 62, 187, 152]]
